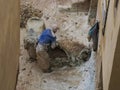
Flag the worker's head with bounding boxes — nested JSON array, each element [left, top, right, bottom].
[[52, 24, 59, 33], [90, 18, 96, 26]]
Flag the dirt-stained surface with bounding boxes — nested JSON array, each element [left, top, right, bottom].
[[59, 40, 86, 56], [48, 47, 67, 59], [17, 29, 96, 90], [17, 0, 96, 90], [20, 4, 43, 28]]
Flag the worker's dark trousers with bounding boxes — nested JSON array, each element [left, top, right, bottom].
[[36, 51, 50, 72], [28, 46, 36, 59]]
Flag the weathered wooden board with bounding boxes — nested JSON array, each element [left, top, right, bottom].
[[0, 0, 19, 90]]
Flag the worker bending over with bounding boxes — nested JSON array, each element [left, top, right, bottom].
[[36, 25, 59, 73]]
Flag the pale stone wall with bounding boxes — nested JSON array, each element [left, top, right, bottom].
[[0, 0, 19, 90], [96, 0, 120, 90]]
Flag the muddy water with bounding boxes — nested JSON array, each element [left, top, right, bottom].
[[48, 47, 67, 59]]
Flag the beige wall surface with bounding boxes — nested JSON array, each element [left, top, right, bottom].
[[97, 0, 120, 90], [108, 0, 120, 89], [0, 0, 19, 90]]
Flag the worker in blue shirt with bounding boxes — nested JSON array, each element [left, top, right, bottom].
[[36, 25, 59, 73]]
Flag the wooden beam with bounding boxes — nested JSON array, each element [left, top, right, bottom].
[[0, 0, 20, 90]]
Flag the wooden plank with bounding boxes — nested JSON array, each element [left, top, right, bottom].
[[0, 0, 19, 90]]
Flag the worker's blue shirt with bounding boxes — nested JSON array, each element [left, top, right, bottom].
[[38, 29, 56, 45]]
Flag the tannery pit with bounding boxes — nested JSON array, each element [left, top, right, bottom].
[[17, 0, 97, 90]]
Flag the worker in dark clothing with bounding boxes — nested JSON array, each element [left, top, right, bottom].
[[88, 22, 99, 51]]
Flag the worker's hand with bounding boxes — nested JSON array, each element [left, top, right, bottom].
[[88, 41, 93, 50], [87, 35, 91, 42], [51, 42, 56, 49], [56, 41, 59, 46]]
